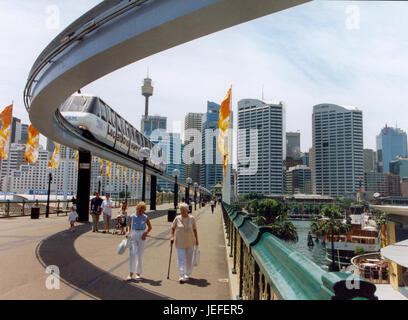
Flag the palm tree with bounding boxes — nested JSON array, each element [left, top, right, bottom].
[[253, 199, 298, 242], [319, 205, 352, 271]]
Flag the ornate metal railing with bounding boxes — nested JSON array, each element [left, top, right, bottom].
[[221, 201, 378, 300]]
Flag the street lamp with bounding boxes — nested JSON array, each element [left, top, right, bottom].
[[46, 172, 53, 218], [194, 182, 198, 211], [138, 147, 150, 202], [125, 182, 129, 205], [172, 169, 180, 209], [199, 186, 202, 208], [97, 175, 102, 195], [186, 177, 192, 205]]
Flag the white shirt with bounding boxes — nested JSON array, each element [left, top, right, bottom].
[[69, 211, 78, 222], [102, 199, 114, 216]]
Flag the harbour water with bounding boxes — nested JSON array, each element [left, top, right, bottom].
[[287, 220, 329, 270]]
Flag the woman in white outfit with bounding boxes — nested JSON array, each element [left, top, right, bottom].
[[125, 202, 152, 280], [170, 203, 199, 283]]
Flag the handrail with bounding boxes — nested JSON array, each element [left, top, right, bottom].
[[221, 201, 378, 300]]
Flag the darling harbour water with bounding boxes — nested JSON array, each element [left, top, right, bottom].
[[287, 220, 329, 270]]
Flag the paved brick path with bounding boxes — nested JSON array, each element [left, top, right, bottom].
[[0, 203, 231, 300]]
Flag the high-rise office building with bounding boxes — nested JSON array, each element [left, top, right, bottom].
[[0, 144, 27, 191], [184, 113, 203, 184], [286, 165, 312, 194], [11, 117, 22, 144], [141, 115, 167, 137], [301, 152, 309, 167], [237, 99, 285, 195], [312, 104, 363, 197], [364, 171, 401, 197], [376, 125, 407, 173], [363, 149, 377, 173], [390, 158, 408, 179], [286, 132, 301, 160], [149, 131, 185, 190], [19, 124, 29, 144], [200, 101, 233, 190]]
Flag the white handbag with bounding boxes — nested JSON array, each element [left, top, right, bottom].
[[117, 216, 132, 255], [193, 246, 200, 267]]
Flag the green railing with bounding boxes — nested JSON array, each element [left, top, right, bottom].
[[221, 201, 378, 300]]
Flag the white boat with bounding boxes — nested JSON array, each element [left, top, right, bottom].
[[324, 208, 381, 269]]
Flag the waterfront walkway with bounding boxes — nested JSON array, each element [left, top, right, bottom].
[[0, 203, 231, 300]]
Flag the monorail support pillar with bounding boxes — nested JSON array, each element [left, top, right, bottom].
[[150, 175, 157, 211], [77, 151, 91, 222]]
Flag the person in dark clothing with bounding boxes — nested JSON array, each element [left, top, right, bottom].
[[90, 193, 103, 232], [71, 196, 76, 208]]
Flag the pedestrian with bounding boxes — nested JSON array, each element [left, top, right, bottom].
[[102, 194, 114, 234], [71, 196, 76, 209], [210, 199, 215, 213], [116, 201, 128, 235], [90, 192, 103, 232], [68, 206, 78, 231], [125, 202, 152, 281], [170, 203, 199, 283]]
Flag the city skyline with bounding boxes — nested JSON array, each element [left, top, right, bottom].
[[2, 1, 408, 154]]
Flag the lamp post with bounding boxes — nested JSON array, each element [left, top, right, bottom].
[[125, 182, 129, 205], [172, 169, 180, 209], [194, 182, 198, 211], [186, 177, 192, 205], [46, 172, 53, 218], [97, 175, 102, 195], [138, 147, 150, 202], [199, 186, 202, 208]]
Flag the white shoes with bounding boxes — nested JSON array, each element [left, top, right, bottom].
[[135, 275, 141, 280], [184, 274, 190, 280], [126, 275, 132, 281]]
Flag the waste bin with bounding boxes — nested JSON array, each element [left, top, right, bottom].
[[31, 207, 40, 219], [168, 209, 176, 222]]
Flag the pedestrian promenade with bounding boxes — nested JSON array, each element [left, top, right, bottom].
[[0, 203, 231, 300]]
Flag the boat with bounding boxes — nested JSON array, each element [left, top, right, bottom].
[[350, 252, 389, 284], [323, 205, 381, 269]]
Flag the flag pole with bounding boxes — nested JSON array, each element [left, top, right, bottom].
[[4, 102, 13, 200]]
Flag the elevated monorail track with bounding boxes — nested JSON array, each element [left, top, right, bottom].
[[24, 0, 309, 194]]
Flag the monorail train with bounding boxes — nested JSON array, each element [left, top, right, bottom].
[[59, 94, 166, 172]]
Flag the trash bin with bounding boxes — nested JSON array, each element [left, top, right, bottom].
[[202, 202, 205, 207], [168, 210, 176, 222], [31, 207, 40, 219]]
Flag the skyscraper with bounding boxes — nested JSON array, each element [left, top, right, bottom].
[[363, 149, 376, 173], [19, 124, 29, 144], [312, 104, 363, 197], [286, 132, 301, 160], [376, 125, 407, 173], [237, 99, 285, 195], [184, 113, 203, 184], [141, 115, 167, 137], [200, 101, 232, 190], [11, 117, 21, 144], [286, 165, 312, 194]]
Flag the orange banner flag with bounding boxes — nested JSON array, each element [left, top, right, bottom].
[[99, 158, 104, 175], [116, 164, 120, 180], [106, 161, 112, 179], [218, 88, 231, 177], [123, 167, 127, 182], [131, 170, 135, 183], [48, 142, 60, 169], [0, 104, 13, 159], [24, 125, 40, 163]]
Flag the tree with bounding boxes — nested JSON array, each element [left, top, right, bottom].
[[319, 205, 352, 271], [252, 199, 298, 242]]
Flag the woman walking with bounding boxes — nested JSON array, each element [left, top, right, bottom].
[[170, 203, 199, 283], [125, 202, 152, 281]]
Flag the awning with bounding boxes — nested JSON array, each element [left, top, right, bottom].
[[381, 239, 408, 268]]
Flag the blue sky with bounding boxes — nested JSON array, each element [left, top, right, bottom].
[[1, 0, 408, 156]]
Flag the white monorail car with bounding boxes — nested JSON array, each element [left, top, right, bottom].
[[59, 94, 166, 171]]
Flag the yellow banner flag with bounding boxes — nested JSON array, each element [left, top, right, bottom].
[[381, 224, 387, 247], [146, 174, 150, 185], [0, 104, 13, 159], [116, 164, 120, 180], [123, 167, 127, 182], [48, 142, 60, 169], [99, 158, 104, 175], [24, 125, 40, 163], [74, 151, 79, 169], [131, 170, 135, 183], [218, 88, 231, 177], [106, 161, 112, 179]]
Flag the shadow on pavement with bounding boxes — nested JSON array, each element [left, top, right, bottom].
[[35, 212, 171, 300], [184, 278, 211, 288]]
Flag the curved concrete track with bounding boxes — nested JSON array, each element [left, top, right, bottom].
[[24, 0, 309, 186]]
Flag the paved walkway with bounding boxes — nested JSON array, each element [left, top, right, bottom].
[[0, 203, 231, 300]]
